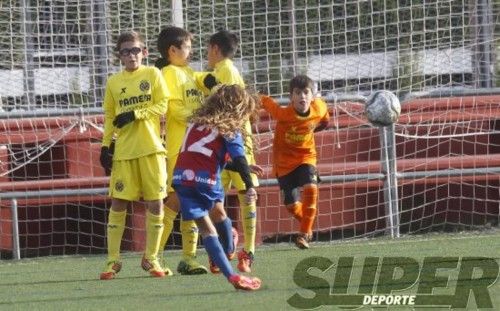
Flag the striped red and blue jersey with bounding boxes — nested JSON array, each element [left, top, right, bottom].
[[172, 123, 246, 200]]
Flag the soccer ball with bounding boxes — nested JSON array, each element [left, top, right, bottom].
[[365, 90, 401, 126]]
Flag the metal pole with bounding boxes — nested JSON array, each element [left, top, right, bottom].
[[287, 0, 298, 76], [379, 125, 400, 238], [386, 124, 400, 238], [92, 0, 109, 106], [473, 0, 494, 88], [11, 199, 21, 260], [171, 0, 184, 28], [20, 0, 36, 110], [478, 0, 494, 88]]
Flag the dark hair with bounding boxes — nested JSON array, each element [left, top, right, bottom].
[[289, 75, 315, 94], [115, 31, 145, 52], [209, 30, 239, 58], [155, 26, 193, 69]]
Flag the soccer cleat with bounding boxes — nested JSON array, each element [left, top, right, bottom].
[[295, 233, 312, 249], [208, 257, 220, 274], [229, 274, 262, 291], [100, 260, 122, 280], [237, 249, 254, 273], [158, 256, 174, 276], [227, 227, 239, 260], [141, 256, 166, 278], [177, 257, 209, 275]]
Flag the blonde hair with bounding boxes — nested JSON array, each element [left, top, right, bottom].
[[189, 85, 258, 140]]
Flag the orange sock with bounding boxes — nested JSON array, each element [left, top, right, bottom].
[[300, 185, 318, 234], [286, 202, 303, 221]]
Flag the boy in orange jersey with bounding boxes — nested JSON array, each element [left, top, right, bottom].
[[260, 75, 329, 249]]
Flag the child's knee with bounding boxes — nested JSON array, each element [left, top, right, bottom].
[[209, 201, 227, 222]]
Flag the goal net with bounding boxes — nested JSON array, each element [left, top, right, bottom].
[[1, 0, 499, 258]]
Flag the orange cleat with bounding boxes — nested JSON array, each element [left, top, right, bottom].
[[229, 274, 261, 291], [295, 233, 312, 249], [100, 260, 122, 280], [209, 257, 221, 274], [141, 256, 166, 278], [237, 249, 254, 273]]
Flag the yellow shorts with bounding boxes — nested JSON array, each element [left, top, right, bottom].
[[221, 170, 259, 192], [109, 153, 167, 201], [166, 154, 178, 193], [222, 151, 259, 191]]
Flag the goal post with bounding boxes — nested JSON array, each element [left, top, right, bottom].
[[1, 1, 499, 259]]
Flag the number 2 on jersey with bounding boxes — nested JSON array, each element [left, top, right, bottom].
[[180, 124, 218, 157]]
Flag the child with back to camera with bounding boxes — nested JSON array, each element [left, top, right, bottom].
[[172, 84, 262, 290]]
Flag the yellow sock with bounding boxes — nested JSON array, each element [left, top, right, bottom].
[[106, 209, 127, 262], [144, 211, 164, 261], [238, 193, 256, 254], [158, 207, 177, 255], [180, 220, 198, 259]]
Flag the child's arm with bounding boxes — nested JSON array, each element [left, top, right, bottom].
[[100, 83, 115, 175], [193, 71, 217, 95], [260, 95, 288, 120], [102, 84, 115, 147], [225, 161, 264, 177], [314, 99, 330, 132]]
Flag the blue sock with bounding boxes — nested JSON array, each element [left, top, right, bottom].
[[214, 217, 234, 255], [203, 235, 234, 278]]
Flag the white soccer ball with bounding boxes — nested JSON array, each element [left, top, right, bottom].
[[365, 90, 401, 126]]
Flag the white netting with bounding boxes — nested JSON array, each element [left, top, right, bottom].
[[0, 1, 499, 258]]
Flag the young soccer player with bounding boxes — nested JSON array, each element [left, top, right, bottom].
[[154, 26, 208, 275], [205, 30, 259, 273], [172, 84, 261, 290], [99, 31, 169, 279], [260, 75, 330, 249]]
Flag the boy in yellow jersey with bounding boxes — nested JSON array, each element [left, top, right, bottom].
[[154, 26, 209, 275], [99, 31, 170, 280], [205, 30, 261, 273]]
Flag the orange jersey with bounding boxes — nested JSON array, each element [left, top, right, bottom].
[[261, 95, 329, 177]]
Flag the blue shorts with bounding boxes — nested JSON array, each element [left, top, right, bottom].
[[174, 185, 223, 221]]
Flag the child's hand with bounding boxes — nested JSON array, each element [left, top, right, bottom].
[[249, 164, 264, 177], [245, 187, 257, 205]]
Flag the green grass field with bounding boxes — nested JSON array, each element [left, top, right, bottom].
[[1, 230, 499, 310]]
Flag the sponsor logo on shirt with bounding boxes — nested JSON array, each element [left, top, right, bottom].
[[172, 169, 216, 186], [182, 169, 195, 181], [119, 94, 152, 107]]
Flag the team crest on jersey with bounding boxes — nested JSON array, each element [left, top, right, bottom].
[[139, 80, 150, 92], [115, 180, 124, 192]]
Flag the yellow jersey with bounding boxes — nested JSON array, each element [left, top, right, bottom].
[[162, 64, 205, 160], [102, 65, 168, 160], [212, 59, 255, 160]]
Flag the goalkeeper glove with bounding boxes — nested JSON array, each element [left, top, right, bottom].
[[113, 111, 135, 128], [100, 145, 113, 176], [203, 73, 218, 90]]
